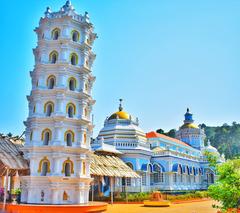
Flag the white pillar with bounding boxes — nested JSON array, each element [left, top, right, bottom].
[[2, 168, 9, 211]]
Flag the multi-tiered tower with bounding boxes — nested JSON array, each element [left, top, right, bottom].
[[21, 1, 97, 204], [176, 108, 205, 150]]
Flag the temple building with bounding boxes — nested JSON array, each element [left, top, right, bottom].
[[91, 100, 225, 193], [0, 1, 226, 206], [21, 1, 97, 204]]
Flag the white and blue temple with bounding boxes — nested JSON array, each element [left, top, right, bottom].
[[91, 100, 225, 194]]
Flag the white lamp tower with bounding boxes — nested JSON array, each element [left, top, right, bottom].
[[21, 1, 97, 204]]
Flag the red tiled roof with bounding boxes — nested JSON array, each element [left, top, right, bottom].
[[146, 131, 190, 147]]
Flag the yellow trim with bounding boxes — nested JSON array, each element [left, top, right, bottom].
[[69, 53, 78, 65], [62, 157, 74, 174], [46, 75, 56, 87], [82, 161, 86, 175], [85, 83, 88, 91], [44, 101, 54, 113], [68, 77, 77, 89], [83, 133, 87, 144], [38, 156, 51, 173], [51, 28, 61, 39], [41, 128, 52, 141], [84, 108, 88, 116], [49, 51, 58, 63], [71, 30, 80, 42], [66, 103, 76, 115], [64, 130, 75, 142]]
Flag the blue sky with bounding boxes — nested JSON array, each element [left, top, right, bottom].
[[0, 0, 240, 137]]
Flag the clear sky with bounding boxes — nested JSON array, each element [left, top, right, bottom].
[[0, 0, 240, 137]]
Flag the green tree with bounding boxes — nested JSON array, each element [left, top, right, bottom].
[[156, 129, 164, 134], [165, 129, 176, 138], [208, 159, 240, 212], [203, 150, 218, 168]]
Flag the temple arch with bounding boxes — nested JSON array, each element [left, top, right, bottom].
[[41, 128, 52, 145], [44, 101, 54, 116], [38, 157, 51, 176], [62, 158, 74, 176], [64, 130, 75, 146], [52, 28, 60, 40]]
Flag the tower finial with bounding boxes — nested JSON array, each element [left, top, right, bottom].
[[187, 108, 189, 113], [119, 99, 123, 111]]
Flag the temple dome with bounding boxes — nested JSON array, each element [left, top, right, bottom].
[[204, 140, 219, 154], [108, 99, 131, 120], [180, 123, 199, 129], [108, 111, 130, 120]]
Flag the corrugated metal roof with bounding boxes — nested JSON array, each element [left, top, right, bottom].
[[0, 135, 29, 175], [90, 154, 140, 178]]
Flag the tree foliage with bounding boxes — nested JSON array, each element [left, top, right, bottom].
[[203, 150, 218, 168], [202, 122, 240, 159], [208, 159, 240, 212], [156, 129, 176, 138]]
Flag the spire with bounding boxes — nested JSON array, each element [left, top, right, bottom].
[[44, 7, 52, 17], [184, 108, 194, 124], [66, 0, 71, 6], [119, 99, 123, 111], [61, 0, 74, 12]]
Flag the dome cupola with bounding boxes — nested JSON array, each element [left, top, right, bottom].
[[180, 108, 199, 129], [108, 99, 130, 120]]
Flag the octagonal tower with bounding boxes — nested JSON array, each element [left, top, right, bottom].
[[21, 1, 97, 204]]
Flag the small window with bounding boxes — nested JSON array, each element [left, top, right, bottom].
[[72, 31, 79, 42], [46, 104, 53, 116], [42, 129, 51, 145], [70, 53, 78, 65], [41, 162, 49, 176], [52, 28, 60, 40], [66, 103, 75, 118], [68, 106, 74, 118], [68, 78, 76, 91], [44, 102, 54, 117], [49, 51, 58, 64], [66, 133, 72, 146], [65, 130, 74, 147], [62, 158, 74, 176], [47, 75, 55, 89], [65, 163, 71, 177]]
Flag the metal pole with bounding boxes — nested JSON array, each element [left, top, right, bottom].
[[125, 183, 128, 203], [91, 182, 94, 202], [2, 168, 9, 211], [110, 177, 113, 205]]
